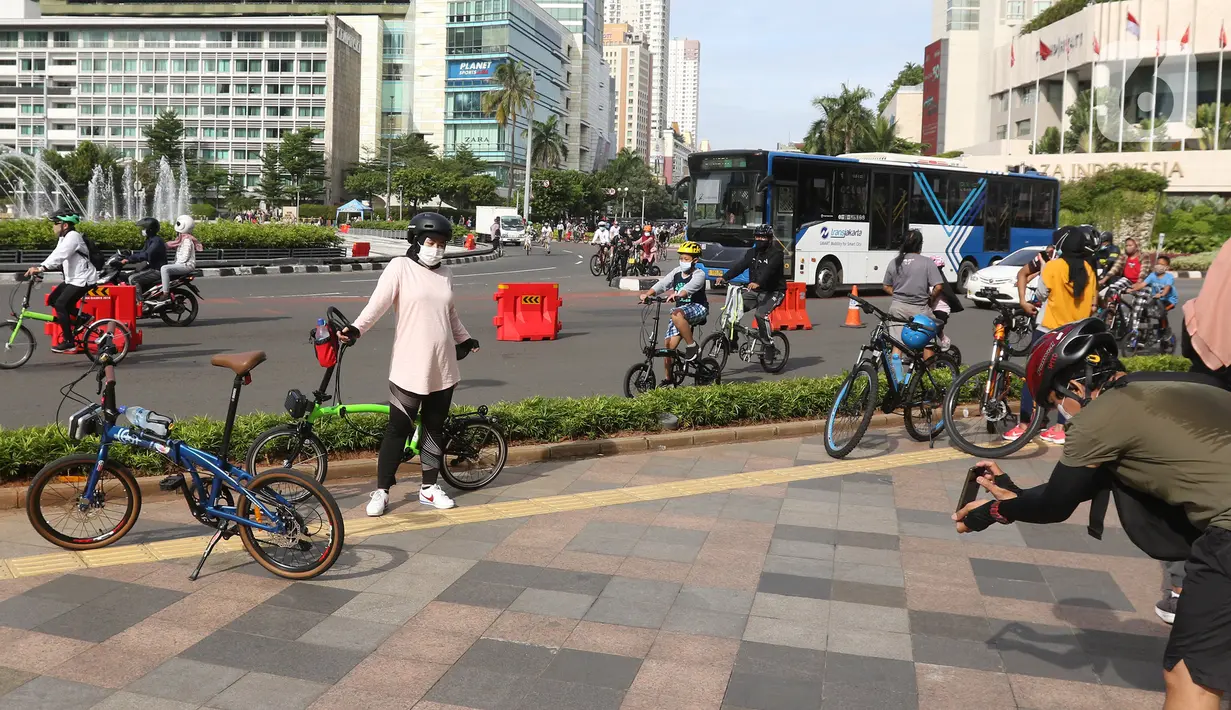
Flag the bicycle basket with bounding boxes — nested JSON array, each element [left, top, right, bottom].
[[311, 323, 339, 368], [284, 389, 310, 419]]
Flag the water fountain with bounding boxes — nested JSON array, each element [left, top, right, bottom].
[[176, 162, 190, 219], [0, 147, 86, 218], [152, 157, 177, 223]]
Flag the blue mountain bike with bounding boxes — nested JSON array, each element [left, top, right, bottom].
[[26, 350, 345, 581]]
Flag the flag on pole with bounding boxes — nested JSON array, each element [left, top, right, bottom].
[[1127, 11, 1141, 37], [1011, 42, 1016, 67], [1181, 25, 1190, 49], [1221, 22, 1227, 49], [1157, 27, 1162, 57], [1093, 35, 1101, 56], [1039, 40, 1052, 61]]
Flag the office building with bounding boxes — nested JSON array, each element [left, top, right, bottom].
[[656, 126, 690, 185], [36, 0, 408, 18], [603, 23, 653, 158], [603, 0, 668, 142], [0, 14, 361, 203], [666, 37, 698, 147], [879, 83, 923, 144], [536, 0, 614, 171]]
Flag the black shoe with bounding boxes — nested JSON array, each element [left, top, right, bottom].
[[684, 343, 699, 361], [1155, 591, 1179, 624], [659, 379, 675, 389]]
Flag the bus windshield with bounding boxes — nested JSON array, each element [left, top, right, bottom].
[[689, 169, 766, 230]]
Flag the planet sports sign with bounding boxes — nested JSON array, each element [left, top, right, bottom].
[[449, 60, 498, 79], [1032, 160, 1185, 181]]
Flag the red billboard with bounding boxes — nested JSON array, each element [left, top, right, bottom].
[[921, 39, 944, 156]]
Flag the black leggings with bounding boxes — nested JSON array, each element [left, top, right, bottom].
[[48, 283, 89, 346], [376, 382, 454, 491]]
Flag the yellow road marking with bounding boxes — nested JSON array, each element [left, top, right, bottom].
[[1, 447, 967, 578]]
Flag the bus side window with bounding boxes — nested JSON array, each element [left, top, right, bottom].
[[798, 164, 834, 224], [909, 174, 941, 225], [1030, 183, 1055, 229], [834, 168, 869, 221], [1013, 183, 1033, 228]]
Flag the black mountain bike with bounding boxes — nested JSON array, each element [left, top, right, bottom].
[[824, 296, 959, 458], [623, 296, 721, 397]]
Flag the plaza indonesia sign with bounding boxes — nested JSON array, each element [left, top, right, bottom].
[[1033, 160, 1185, 181], [449, 60, 498, 80]]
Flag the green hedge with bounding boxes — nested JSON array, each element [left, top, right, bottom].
[[349, 222, 470, 239], [1170, 251, 1218, 272], [0, 219, 340, 250], [0, 355, 1191, 482]]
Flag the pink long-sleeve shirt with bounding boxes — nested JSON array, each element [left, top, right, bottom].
[[352, 257, 472, 395]]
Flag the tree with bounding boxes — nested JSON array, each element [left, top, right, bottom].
[[482, 60, 536, 202], [223, 175, 255, 213], [1031, 127, 1062, 154], [188, 161, 229, 208], [279, 128, 326, 204], [877, 62, 924, 115], [529, 115, 568, 169], [443, 144, 486, 177], [42, 141, 121, 201], [1063, 89, 1118, 153], [393, 165, 449, 212], [860, 116, 924, 155], [1195, 103, 1231, 151], [344, 169, 385, 204], [810, 84, 875, 155], [803, 117, 832, 155], [144, 110, 185, 166], [257, 148, 285, 206]]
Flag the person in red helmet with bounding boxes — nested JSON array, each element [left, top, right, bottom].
[[953, 318, 1231, 709]]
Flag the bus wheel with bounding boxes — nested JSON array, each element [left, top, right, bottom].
[[957, 261, 979, 294], [813, 260, 841, 299]]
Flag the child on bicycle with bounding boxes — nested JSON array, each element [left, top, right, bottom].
[[640, 241, 708, 387], [24, 214, 97, 354], [1132, 254, 1178, 348]]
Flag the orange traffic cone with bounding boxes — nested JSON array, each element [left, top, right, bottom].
[[842, 285, 866, 328]]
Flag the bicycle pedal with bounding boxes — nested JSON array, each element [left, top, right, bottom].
[[158, 473, 186, 492]]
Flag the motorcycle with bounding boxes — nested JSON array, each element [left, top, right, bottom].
[[97, 252, 202, 327]]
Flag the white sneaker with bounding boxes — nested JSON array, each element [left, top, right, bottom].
[[366, 489, 389, 517], [419, 484, 456, 509]]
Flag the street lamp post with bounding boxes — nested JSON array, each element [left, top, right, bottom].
[[522, 66, 536, 222], [640, 189, 646, 225], [384, 97, 393, 222]]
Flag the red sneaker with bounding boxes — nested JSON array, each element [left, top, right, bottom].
[[1039, 425, 1066, 445], [1001, 423, 1029, 442]]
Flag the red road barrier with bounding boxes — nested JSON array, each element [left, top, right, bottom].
[[45, 284, 142, 350], [465, 233, 476, 250], [755, 281, 812, 332], [339, 224, 351, 234], [493, 283, 563, 341], [351, 242, 370, 257]]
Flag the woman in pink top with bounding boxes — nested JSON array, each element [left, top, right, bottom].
[[340, 212, 479, 516]]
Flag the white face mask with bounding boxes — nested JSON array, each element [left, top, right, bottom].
[[679, 259, 694, 272], [1056, 401, 1077, 420], [419, 243, 445, 267]]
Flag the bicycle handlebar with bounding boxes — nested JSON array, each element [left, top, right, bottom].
[[847, 295, 908, 324]]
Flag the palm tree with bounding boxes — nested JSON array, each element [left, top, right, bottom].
[[1196, 103, 1231, 150], [810, 84, 875, 155], [803, 117, 830, 155], [528, 115, 568, 168], [482, 61, 536, 202]]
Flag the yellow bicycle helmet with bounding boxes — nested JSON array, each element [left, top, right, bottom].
[[677, 241, 701, 257]]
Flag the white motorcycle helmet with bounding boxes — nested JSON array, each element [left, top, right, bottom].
[[174, 214, 195, 234]]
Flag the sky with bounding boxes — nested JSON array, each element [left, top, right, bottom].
[[671, 0, 934, 150]]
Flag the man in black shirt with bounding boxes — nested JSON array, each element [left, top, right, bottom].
[[716, 224, 786, 351]]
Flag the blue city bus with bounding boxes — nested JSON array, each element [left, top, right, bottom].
[[675, 150, 1060, 297]]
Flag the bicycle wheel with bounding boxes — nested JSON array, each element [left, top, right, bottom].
[[82, 319, 131, 364], [623, 362, 657, 397], [700, 333, 729, 371], [759, 331, 790, 374], [589, 254, 603, 277], [647, 264, 661, 277], [943, 360, 1044, 458], [27, 454, 142, 550], [903, 354, 959, 442], [824, 363, 878, 459], [0, 321, 35, 369], [1005, 314, 1035, 357], [245, 424, 328, 489], [236, 469, 344, 580], [693, 357, 722, 387], [440, 421, 508, 490]]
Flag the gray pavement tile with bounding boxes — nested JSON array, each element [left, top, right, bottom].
[[823, 652, 916, 692], [90, 691, 196, 709], [969, 558, 1045, 582], [829, 581, 907, 609], [762, 554, 834, 580], [820, 682, 917, 710], [296, 616, 398, 653], [529, 568, 612, 596], [831, 562, 905, 588], [0, 595, 76, 630], [641, 525, 708, 546], [362, 570, 459, 598], [509, 588, 596, 619], [676, 586, 755, 615], [440, 520, 522, 543], [0, 669, 34, 697], [896, 509, 955, 525], [788, 476, 844, 491], [781, 499, 841, 515], [425, 666, 536, 710], [582, 598, 671, 629], [584, 522, 649, 538], [36, 603, 155, 643], [264, 583, 358, 615], [911, 635, 1004, 672], [455, 638, 558, 676], [180, 629, 367, 683], [540, 648, 642, 690], [825, 629, 913, 661], [734, 641, 825, 680], [1054, 587, 1136, 612], [772, 525, 837, 544], [126, 658, 247, 704], [767, 539, 835, 561], [0, 676, 112, 710], [832, 545, 901, 568], [421, 537, 498, 560], [749, 593, 829, 623], [662, 497, 728, 516], [661, 606, 748, 639], [907, 610, 995, 643], [513, 678, 624, 710], [776, 511, 839, 528], [975, 576, 1054, 603], [462, 561, 548, 587], [895, 521, 953, 539], [331, 591, 432, 625], [995, 644, 1101, 683], [742, 616, 827, 651], [565, 534, 639, 557], [600, 576, 681, 604], [629, 540, 701, 563], [757, 572, 831, 600], [225, 604, 327, 640], [723, 671, 824, 710], [1017, 523, 1101, 555], [783, 487, 843, 504], [205, 671, 328, 710], [436, 580, 527, 609], [392, 552, 477, 577], [1075, 629, 1168, 662], [833, 516, 899, 535], [24, 574, 124, 605], [828, 601, 909, 633], [838, 493, 896, 508], [1096, 657, 1166, 692], [835, 530, 899, 551]]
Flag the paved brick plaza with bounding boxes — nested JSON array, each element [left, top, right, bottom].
[[0, 432, 1170, 709]]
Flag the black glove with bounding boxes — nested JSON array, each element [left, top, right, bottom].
[[456, 338, 479, 360], [993, 473, 1023, 495], [961, 501, 998, 532]]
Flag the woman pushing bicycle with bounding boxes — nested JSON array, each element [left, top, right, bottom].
[[339, 212, 480, 516]]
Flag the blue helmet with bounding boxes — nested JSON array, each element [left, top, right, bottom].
[[902, 314, 939, 350]]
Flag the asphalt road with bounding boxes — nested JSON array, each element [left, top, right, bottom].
[[1, 246, 1201, 429]]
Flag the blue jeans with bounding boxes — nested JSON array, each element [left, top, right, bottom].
[[1019, 329, 1067, 427]]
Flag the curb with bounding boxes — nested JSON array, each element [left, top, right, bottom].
[[618, 277, 659, 291], [1176, 271, 1205, 279]]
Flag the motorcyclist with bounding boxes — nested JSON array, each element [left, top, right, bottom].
[[715, 224, 786, 354], [1094, 230, 1121, 281], [123, 217, 168, 295]]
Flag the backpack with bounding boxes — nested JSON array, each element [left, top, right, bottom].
[[77, 233, 105, 270]]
